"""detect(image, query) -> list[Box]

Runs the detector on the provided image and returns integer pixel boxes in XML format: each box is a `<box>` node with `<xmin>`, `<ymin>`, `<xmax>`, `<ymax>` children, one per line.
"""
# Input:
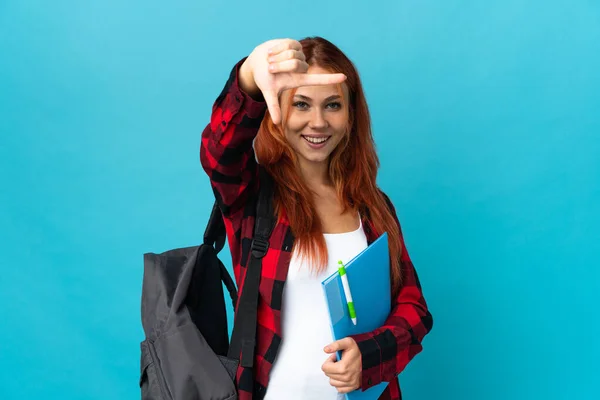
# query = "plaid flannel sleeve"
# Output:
<box><xmin>200</xmin><ymin>56</ymin><xmax>267</xmax><ymax>217</ymax></box>
<box><xmin>349</xmin><ymin>199</ymin><xmax>434</xmax><ymax>391</ymax></box>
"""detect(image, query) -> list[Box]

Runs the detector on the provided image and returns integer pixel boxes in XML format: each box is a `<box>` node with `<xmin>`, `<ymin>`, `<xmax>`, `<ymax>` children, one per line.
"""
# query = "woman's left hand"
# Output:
<box><xmin>321</xmin><ymin>337</ymin><xmax>362</xmax><ymax>393</ymax></box>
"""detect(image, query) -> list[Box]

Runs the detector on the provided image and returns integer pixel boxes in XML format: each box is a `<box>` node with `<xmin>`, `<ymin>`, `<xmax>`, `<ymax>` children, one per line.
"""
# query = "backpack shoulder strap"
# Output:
<box><xmin>203</xmin><ymin>200</ymin><xmax>226</xmax><ymax>253</ymax></box>
<box><xmin>227</xmin><ymin>166</ymin><xmax>276</xmax><ymax>368</ymax></box>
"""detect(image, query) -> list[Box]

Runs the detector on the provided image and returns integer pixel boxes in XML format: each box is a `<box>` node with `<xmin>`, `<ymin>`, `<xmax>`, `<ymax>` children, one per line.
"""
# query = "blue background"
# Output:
<box><xmin>1</xmin><ymin>1</ymin><xmax>598</xmax><ymax>399</ymax></box>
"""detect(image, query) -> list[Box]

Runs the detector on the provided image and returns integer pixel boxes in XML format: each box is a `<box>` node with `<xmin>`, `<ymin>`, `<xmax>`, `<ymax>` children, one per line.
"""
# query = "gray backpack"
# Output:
<box><xmin>139</xmin><ymin>168</ymin><xmax>275</xmax><ymax>399</ymax></box>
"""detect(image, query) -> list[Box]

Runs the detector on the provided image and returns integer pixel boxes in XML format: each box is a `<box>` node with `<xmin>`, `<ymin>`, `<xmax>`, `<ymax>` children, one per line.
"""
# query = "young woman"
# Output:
<box><xmin>200</xmin><ymin>37</ymin><xmax>433</xmax><ymax>400</ymax></box>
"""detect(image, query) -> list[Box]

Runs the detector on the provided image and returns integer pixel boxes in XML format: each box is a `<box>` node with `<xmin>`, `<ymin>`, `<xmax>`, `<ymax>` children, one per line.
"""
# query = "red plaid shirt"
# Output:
<box><xmin>200</xmin><ymin>57</ymin><xmax>433</xmax><ymax>400</ymax></box>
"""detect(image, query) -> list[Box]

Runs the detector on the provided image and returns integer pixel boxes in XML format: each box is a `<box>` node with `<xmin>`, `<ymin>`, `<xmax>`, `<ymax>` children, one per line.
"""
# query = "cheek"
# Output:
<box><xmin>283</xmin><ymin>126</ymin><xmax>301</xmax><ymax>146</ymax></box>
<box><xmin>285</xmin><ymin>113</ymin><xmax>306</xmax><ymax>132</ymax></box>
<box><xmin>334</xmin><ymin>118</ymin><xmax>350</xmax><ymax>137</ymax></box>
<box><xmin>332</xmin><ymin>110</ymin><xmax>349</xmax><ymax>130</ymax></box>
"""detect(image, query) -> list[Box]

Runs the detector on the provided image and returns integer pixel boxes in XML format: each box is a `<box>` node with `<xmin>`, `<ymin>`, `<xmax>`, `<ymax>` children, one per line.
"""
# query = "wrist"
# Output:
<box><xmin>239</xmin><ymin>58</ymin><xmax>261</xmax><ymax>99</ymax></box>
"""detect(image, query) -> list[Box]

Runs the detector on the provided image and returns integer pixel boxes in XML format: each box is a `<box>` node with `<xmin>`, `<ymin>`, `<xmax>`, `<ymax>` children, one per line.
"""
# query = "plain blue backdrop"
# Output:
<box><xmin>1</xmin><ymin>1</ymin><xmax>599</xmax><ymax>399</ymax></box>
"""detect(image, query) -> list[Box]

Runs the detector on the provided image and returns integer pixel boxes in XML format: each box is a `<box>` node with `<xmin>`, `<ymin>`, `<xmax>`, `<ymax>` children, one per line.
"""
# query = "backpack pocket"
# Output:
<box><xmin>140</xmin><ymin>340</ymin><xmax>172</xmax><ymax>400</ymax></box>
<box><xmin>149</xmin><ymin>323</ymin><xmax>238</xmax><ymax>400</ymax></box>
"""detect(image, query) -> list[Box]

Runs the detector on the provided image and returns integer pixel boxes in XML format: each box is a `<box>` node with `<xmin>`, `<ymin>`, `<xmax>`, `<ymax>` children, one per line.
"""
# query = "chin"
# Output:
<box><xmin>300</xmin><ymin>153</ymin><xmax>331</xmax><ymax>164</ymax></box>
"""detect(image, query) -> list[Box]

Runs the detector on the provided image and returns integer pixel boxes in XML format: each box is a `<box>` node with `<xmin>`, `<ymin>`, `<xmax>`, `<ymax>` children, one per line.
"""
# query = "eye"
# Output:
<box><xmin>292</xmin><ymin>101</ymin><xmax>309</xmax><ymax>109</ymax></box>
<box><xmin>292</xmin><ymin>101</ymin><xmax>343</xmax><ymax>110</ymax></box>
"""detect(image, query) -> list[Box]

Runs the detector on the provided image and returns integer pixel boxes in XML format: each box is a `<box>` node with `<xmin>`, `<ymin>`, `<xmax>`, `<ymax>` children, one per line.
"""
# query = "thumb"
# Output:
<box><xmin>295</xmin><ymin>72</ymin><xmax>347</xmax><ymax>88</ymax></box>
<box><xmin>263</xmin><ymin>89</ymin><xmax>281</xmax><ymax>125</ymax></box>
<box><xmin>324</xmin><ymin>338</ymin><xmax>351</xmax><ymax>353</ymax></box>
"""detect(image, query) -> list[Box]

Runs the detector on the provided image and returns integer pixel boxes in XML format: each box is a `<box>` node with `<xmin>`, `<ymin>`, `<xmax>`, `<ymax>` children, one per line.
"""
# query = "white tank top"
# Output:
<box><xmin>264</xmin><ymin>215</ymin><xmax>369</xmax><ymax>400</ymax></box>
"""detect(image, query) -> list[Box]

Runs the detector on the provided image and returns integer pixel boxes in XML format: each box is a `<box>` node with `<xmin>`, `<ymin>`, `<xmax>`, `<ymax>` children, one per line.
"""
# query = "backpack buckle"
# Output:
<box><xmin>251</xmin><ymin>238</ymin><xmax>269</xmax><ymax>258</ymax></box>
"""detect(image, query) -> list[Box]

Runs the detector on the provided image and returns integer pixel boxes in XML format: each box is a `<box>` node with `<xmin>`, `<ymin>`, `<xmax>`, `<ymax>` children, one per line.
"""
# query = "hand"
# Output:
<box><xmin>321</xmin><ymin>337</ymin><xmax>362</xmax><ymax>394</ymax></box>
<box><xmin>241</xmin><ymin>38</ymin><xmax>347</xmax><ymax>125</ymax></box>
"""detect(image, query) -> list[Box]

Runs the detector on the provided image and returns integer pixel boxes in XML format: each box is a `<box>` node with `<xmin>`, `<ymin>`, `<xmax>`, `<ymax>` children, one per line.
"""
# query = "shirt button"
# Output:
<box><xmin>368</xmin><ymin>378</ymin><xmax>372</xmax><ymax>385</ymax></box>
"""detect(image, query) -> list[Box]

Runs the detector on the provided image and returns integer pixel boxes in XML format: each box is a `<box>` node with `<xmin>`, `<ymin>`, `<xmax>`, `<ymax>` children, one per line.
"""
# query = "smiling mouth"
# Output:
<box><xmin>302</xmin><ymin>135</ymin><xmax>330</xmax><ymax>144</ymax></box>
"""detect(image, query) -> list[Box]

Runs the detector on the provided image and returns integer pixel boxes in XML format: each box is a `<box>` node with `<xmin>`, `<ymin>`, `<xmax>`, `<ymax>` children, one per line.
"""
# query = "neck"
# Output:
<box><xmin>298</xmin><ymin>159</ymin><xmax>332</xmax><ymax>191</ymax></box>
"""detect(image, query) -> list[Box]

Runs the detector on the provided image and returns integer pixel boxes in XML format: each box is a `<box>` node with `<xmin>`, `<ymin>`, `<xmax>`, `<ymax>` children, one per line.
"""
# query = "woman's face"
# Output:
<box><xmin>282</xmin><ymin>65</ymin><xmax>350</xmax><ymax>168</ymax></box>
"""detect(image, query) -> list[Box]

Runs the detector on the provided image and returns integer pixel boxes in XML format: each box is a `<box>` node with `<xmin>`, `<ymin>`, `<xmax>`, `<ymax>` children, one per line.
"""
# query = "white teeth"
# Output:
<box><xmin>304</xmin><ymin>136</ymin><xmax>328</xmax><ymax>144</ymax></box>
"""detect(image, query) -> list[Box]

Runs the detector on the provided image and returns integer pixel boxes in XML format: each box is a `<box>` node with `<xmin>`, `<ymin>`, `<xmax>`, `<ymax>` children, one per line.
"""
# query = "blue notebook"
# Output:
<box><xmin>321</xmin><ymin>232</ymin><xmax>391</xmax><ymax>400</ymax></box>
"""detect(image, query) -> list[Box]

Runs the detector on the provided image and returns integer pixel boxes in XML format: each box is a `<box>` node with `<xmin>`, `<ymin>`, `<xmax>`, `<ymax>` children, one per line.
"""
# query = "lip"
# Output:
<box><xmin>301</xmin><ymin>135</ymin><xmax>330</xmax><ymax>149</ymax></box>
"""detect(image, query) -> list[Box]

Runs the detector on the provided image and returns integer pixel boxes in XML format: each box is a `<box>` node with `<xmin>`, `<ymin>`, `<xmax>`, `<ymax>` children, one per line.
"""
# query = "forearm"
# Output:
<box><xmin>350</xmin><ymin>278</ymin><xmax>433</xmax><ymax>389</ymax></box>
<box><xmin>239</xmin><ymin>58</ymin><xmax>263</xmax><ymax>101</ymax></box>
<box><xmin>200</xmin><ymin>57</ymin><xmax>267</xmax><ymax>216</ymax></box>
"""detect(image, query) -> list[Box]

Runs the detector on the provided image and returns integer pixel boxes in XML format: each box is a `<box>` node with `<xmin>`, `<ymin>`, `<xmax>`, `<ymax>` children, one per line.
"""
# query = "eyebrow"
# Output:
<box><xmin>293</xmin><ymin>94</ymin><xmax>341</xmax><ymax>102</ymax></box>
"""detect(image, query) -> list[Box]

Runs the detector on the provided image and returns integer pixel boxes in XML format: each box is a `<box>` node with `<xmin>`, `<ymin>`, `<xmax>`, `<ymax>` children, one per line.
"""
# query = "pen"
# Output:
<box><xmin>337</xmin><ymin>260</ymin><xmax>357</xmax><ymax>325</ymax></box>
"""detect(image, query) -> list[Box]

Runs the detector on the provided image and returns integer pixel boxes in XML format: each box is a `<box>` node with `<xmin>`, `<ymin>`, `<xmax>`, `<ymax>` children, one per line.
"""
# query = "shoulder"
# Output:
<box><xmin>377</xmin><ymin>188</ymin><xmax>397</xmax><ymax>216</ymax></box>
<box><xmin>375</xmin><ymin>188</ymin><xmax>405</xmax><ymax>237</ymax></box>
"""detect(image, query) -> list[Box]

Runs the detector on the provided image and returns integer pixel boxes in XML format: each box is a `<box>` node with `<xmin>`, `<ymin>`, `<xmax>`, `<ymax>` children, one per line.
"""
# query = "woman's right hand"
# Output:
<box><xmin>240</xmin><ymin>38</ymin><xmax>347</xmax><ymax>125</ymax></box>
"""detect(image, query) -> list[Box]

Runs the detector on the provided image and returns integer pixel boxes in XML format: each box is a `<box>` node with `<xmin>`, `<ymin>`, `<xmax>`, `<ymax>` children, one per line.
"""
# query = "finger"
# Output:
<box><xmin>321</xmin><ymin>353</ymin><xmax>337</xmax><ymax>371</ymax></box>
<box><xmin>321</xmin><ymin>354</ymin><xmax>343</xmax><ymax>375</ymax></box>
<box><xmin>329</xmin><ymin>379</ymin><xmax>355</xmax><ymax>394</ymax></box>
<box><xmin>329</xmin><ymin>377</ymin><xmax>350</xmax><ymax>388</ymax></box>
<box><xmin>323</xmin><ymin>363</ymin><xmax>348</xmax><ymax>377</ymax></box>
<box><xmin>321</xmin><ymin>353</ymin><xmax>337</xmax><ymax>373</ymax></box>
<box><xmin>269</xmin><ymin>59</ymin><xmax>308</xmax><ymax>74</ymax></box>
<box><xmin>289</xmin><ymin>72</ymin><xmax>346</xmax><ymax>89</ymax></box>
<box><xmin>336</xmin><ymin>386</ymin><xmax>356</xmax><ymax>394</ymax></box>
<box><xmin>322</xmin><ymin>366</ymin><xmax>348</xmax><ymax>377</ymax></box>
<box><xmin>324</xmin><ymin>370</ymin><xmax>347</xmax><ymax>380</ymax></box>
<box><xmin>268</xmin><ymin>39</ymin><xmax>302</xmax><ymax>55</ymax></box>
<box><xmin>268</xmin><ymin>49</ymin><xmax>305</xmax><ymax>64</ymax></box>
<box><xmin>263</xmin><ymin>89</ymin><xmax>281</xmax><ymax>125</ymax></box>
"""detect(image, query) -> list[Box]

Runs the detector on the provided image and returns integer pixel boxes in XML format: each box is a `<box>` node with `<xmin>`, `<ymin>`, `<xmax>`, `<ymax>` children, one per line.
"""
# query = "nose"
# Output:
<box><xmin>308</xmin><ymin>108</ymin><xmax>328</xmax><ymax>130</ymax></box>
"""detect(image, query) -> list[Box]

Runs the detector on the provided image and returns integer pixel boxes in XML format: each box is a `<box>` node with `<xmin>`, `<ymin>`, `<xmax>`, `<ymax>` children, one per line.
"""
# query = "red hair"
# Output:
<box><xmin>253</xmin><ymin>36</ymin><xmax>404</xmax><ymax>296</ymax></box>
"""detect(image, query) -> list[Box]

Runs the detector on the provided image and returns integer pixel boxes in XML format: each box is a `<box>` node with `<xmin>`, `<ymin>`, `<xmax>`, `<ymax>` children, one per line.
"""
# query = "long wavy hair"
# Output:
<box><xmin>253</xmin><ymin>36</ymin><xmax>404</xmax><ymax>295</ymax></box>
